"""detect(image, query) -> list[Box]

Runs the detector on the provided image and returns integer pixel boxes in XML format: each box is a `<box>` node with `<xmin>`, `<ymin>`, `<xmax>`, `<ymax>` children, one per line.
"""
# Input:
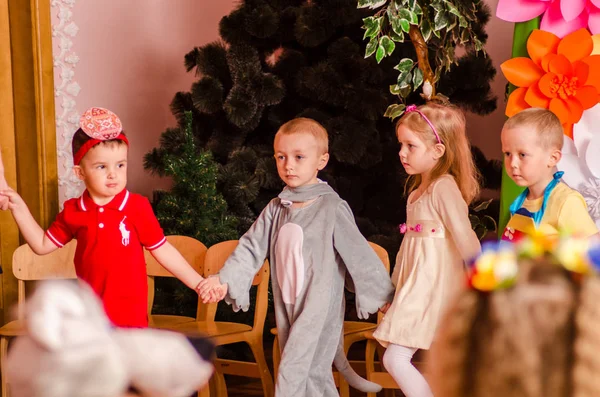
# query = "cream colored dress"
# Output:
<box><xmin>373</xmin><ymin>175</ymin><xmax>481</xmax><ymax>350</ymax></box>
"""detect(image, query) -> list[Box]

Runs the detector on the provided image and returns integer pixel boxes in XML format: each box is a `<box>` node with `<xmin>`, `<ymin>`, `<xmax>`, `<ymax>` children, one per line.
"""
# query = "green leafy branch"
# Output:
<box><xmin>359</xmin><ymin>0</ymin><xmax>486</xmax><ymax>120</ymax></box>
<box><xmin>469</xmin><ymin>199</ymin><xmax>498</xmax><ymax>240</ymax></box>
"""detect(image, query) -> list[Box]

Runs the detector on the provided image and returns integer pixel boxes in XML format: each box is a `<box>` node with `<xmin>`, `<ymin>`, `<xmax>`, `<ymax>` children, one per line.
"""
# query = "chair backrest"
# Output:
<box><xmin>144</xmin><ymin>235</ymin><xmax>207</xmax><ymax>314</ymax></box>
<box><xmin>368</xmin><ymin>241</ymin><xmax>390</xmax><ymax>273</ymax></box>
<box><xmin>367</xmin><ymin>241</ymin><xmax>390</xmax><ymax>324</ymax></box>
<box><xmin>11</xmin><ymin>241</ymin><xmax>78</xmax><ymax>319</ymax></box>
<box><xmin>201</xmin><ymin>240</ymin><xmax>270</xmax><ymax>330</ymax></box>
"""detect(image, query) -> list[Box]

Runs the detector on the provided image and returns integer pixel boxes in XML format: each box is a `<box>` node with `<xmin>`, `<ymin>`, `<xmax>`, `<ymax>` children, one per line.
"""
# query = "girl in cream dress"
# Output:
<box><xmin>373</xmin><ymin>102</ymin><xmax>481</xmax><ymax>397</ymax></box>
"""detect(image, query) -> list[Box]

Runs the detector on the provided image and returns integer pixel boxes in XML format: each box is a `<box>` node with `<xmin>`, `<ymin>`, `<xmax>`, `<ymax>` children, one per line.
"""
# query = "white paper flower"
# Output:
<box><xmin>581</xmin><ymin>178</ymin><xmax>600</xmax><ymax>220</ymax></box>
<box><xmin>61</xmin><ymin>69</ymin><xmax>74</xmax><ymax>81</ymax></box>
<box><xmin>65</xmin><ymin>54</ymin><xmax>80</xmax><ymax>65</ymax></box>
<box><xmin>64</xmin><ymin>21</ymin><xmax>79</xmax><ymax>37</ymax></box>
<box><xmin>67</xmin><ymin>114</ymin><xmax>80</xmax><ymax>124</ymax></box>
<box><xmin>66</xmin><ymin>82</ymin><xmax>80</xmax><ymax>96</ymax></box>
<box><xmin>58</xmin><ymin>8</ymin><xmax>72</xmax><ymax>21</ymax></box>
<box><xmin>557</xmin><ymin>103</ymin><xmax>600</xmax><ymax>227</ymax></box>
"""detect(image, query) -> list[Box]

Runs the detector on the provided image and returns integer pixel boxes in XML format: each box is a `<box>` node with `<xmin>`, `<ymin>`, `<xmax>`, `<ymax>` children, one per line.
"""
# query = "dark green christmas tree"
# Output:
<box><xmin>145</xmin><ymin>0</ymin><xmax>501</xmax><ymax>257</ymax></box>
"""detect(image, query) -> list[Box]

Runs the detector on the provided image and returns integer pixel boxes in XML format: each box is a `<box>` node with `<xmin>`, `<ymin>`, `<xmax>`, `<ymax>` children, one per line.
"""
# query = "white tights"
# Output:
<box><xmin>382</xmin><ymin>344</ymin><xmax>433</xmax><ymax>397</ymax></box>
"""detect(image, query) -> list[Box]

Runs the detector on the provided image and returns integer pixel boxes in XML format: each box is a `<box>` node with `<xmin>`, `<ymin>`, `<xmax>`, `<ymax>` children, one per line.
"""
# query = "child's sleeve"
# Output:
<box><xmin>218</xmin><ymin>201</ymin><xmax>275</xmax><ymax>313</ymax></box>
<box><xmin>557</xmin><ymin>193</ymin><xmax>598</xmax><ymax>237</ymax></box>
<box><xmin>432</xmin><ymin>177</ymin><xmax>481</xmax><ymax>263</ymax></box>
<box><xmin>333</xmin><ymin>202</ymin><xmax>395</xmax><ymax>319</ymax></box>
<box><xmin>134</xmin><ymin>197</ymin><xmax>167</xmax><ymax>251</ymax></box>
<box><xmin>46</xmin><ymin>208</ymin><xmax>73</xmax><ymax>248</ymax></box>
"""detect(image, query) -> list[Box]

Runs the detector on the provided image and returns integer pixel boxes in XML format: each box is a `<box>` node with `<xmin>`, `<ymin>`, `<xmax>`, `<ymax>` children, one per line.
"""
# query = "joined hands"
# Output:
<box><xmin>196</xmin><ymin>276</ymin><xmax>228</xmax><ymax>304</ymax></box>
<box><xmin>0</xmin><ymin>187</ymin><xmax>24</xmax><ymax>211</ymax></box>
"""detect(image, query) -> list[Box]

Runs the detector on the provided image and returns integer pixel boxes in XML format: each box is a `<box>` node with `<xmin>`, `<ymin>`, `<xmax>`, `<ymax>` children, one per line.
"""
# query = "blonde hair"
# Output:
<box><xmin>429</xmin><ymin>258</ymin><xmax>600</xmax><ymax>397</ymax></box>
<box><xmin>503</xmin><ymin>108</ymin><xmax>564</xmax><ymax>150</ymax></box>
<box><xmin>397</xmin><ymin>102</ymin><xmax>480</xmax><ymax>204</ymax></box>
<box><xmin>275</xmin><ymin>117</ymin><xmax>329</xmax><ymax>154</ymax></box>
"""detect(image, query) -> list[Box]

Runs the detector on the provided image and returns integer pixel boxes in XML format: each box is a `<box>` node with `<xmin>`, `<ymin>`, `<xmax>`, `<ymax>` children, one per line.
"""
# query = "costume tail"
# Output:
<box><xmin>333</xmin><ymin>342</ymin><xmax>382</xmax><ymax>393</ymax></box>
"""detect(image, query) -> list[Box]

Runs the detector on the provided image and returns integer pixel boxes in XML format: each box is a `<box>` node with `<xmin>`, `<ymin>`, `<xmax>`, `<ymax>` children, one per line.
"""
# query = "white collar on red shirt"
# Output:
<box><xmin>78</xmin><ymin>189</ymin><xmax>130</xmax><ymax>212</ymax></box>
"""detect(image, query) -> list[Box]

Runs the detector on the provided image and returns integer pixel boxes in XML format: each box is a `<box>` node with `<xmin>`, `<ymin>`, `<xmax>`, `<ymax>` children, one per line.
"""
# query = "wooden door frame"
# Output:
<box><xmin>0</xmin><ymin>0</ymin><xmax>58</xmax><ymax>324</ymax></box>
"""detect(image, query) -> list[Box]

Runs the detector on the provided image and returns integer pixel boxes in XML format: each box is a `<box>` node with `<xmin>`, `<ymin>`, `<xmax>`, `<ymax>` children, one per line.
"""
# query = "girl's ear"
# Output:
<box><xmin>318</xmin><ymin>153</ymin><xmax>329</xmax><ymax>171</ymax></box>
<box><xmin>432</xmin><ymin>143</ymin><xmax>446</xmax><ymax>160</ymax></box>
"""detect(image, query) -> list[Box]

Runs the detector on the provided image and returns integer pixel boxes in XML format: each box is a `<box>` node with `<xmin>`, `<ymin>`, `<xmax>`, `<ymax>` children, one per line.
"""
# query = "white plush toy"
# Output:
<box><xmin>5</xmin><ymin>280</ymin><xmax>213</xmax><ymax>397</ymax></box>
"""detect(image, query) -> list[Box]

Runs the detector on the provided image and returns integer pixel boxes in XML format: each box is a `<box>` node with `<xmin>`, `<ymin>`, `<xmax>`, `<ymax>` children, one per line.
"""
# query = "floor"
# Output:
<box><xmin>220</xmin><ymin>338</ymin><xmax>404</xmax><ymax>397</ymax></box>
<box><xmin>226</xmin><ymin>377</ymin><xmax>403</xmax><ymax>396</ymax></box>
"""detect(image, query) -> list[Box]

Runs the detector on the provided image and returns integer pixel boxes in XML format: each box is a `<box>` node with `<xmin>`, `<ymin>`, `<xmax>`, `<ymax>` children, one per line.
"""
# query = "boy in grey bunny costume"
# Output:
<box><xmin>199</xmin><ymin>118</ymin><xmax>395</xmax><ymax>396</ymax></box>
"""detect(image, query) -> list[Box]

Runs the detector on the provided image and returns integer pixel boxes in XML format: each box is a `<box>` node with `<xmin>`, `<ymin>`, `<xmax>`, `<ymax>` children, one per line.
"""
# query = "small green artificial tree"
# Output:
<box><xmin>145</xmin><ymin>112</ymin><xmax>239</xmax><ymax>316</ymax></box>
<box><xmin>151</xmin><ymin>112</ymin><xmax>239</xmax><ymax>246</ymax></box>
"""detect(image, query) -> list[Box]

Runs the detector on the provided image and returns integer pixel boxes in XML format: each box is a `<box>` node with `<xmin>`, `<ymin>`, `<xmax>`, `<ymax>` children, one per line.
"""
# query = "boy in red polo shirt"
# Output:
<box><xmin>0</xmin><ymin>107</ymin><xmax>210</xmax><ymax>327</ymax></box>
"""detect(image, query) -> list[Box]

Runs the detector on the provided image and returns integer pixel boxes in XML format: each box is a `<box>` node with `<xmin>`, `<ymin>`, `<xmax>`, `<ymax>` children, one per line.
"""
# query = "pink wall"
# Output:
<box><xmin>55</xmin><ymin>0</ymin><xmax>511</xmax><ymax>202</ymax></box>
<box><xmin>465</xmin><ymin>0</ymin><xmax>514</xmax><ymax>162</ymax></box>
<box><xmin>57</xmin><ymin>1</ymin><xmax>237</xmax><ymax>200</ymax></box>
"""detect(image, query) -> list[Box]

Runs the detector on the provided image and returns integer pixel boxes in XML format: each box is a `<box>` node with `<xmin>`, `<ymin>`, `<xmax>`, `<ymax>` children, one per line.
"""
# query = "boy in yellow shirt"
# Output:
<box><xmin>501</xmin><ymin>108</ymin><xmax>598</xmax><ymax>241</ymax></box>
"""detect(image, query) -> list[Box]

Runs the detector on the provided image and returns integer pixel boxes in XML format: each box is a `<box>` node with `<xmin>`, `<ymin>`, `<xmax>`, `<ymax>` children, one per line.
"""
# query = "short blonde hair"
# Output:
<box><xmin>503</xmin><ymin>108</ymin><xmax>564</xmax><ymax>150</ymax></box>
<box><xmin>275</xmin><ymin>117</ymin><xmax>329</xmax><ymax>154</ymax></box>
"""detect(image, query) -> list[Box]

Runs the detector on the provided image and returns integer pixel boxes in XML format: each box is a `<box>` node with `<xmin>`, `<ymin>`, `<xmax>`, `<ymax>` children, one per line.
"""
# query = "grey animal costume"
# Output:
<box><xmin>219</xmin><ymin>182</ymin><xmax>395</xmax><ymax>396</ymax></box>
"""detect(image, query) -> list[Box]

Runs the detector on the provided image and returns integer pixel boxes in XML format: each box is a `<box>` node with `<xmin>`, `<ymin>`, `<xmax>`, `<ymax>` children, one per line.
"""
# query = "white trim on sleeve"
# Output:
<box><xmin>46</xmin><ymin>231</ymin><xmax>65</xmax><ymax>248</ymax></box>
<box><xmin>146</xmin><ymin>236</ymin><xmax>166</xmax><ymax>251</ymax></box>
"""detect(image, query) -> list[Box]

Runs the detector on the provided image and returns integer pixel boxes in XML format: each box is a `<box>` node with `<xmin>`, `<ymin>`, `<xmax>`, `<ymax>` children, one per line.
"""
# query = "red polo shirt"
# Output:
<box><xmin>46</xmin><ymin>189</ymin><xmax>166</xmax><ymax>327</ymax></box>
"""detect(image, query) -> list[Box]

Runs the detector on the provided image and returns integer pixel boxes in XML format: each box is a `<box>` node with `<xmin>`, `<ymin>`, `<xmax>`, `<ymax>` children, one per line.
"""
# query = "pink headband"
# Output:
<box><xmin>405</xmin><ymin>104</ymin><xmax>442</xmax><ymax>144</ymax></box>
<box><xmin>73</xmin><ymin>107</ymin><xmax>129</xmax><ymax>165</ymax></box>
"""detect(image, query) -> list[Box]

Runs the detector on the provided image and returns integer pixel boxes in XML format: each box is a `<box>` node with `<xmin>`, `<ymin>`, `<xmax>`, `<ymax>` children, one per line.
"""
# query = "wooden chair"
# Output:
<box><xmin>0</xmin><ymin>241</ymin><xmax>78</xmax><ymax>397</ymax></box>
<box><xmin>144</xmin><ymin>235</ymin><xmax>207</xmax><ymax>328</ymax></box>
<box><xmin>271</xmin><ymin>241</ymin><xmax>390</xmax><ymax>397</ymax></box>
<box><xmin>364</xmin><ymin>336</ymin><xmax>428</xmax><ymax>397</ymax></box>
<box><xmin>168</xmin><ymin>240</ymin><xmax>274</xmax><ymax>397</ymax></box>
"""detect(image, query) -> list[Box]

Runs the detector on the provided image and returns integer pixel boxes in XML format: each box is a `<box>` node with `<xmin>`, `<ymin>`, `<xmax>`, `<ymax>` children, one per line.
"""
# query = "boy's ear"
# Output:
<box><xmin>432</xmin><ymin>143</ymin><xmax>446</xmax><ymax>159</ymax></box>
<box><xmin>72</xmin><ymin>165</ymin><xmax>85</xmax><ymax>181</ymax></box>
<box><xmin>317</xmin><ymin>153</ymin><xmax>329</xmax><ymax>171</ymax></box>
<box><xmin>549</xmin><ymin>148</ymin><xmax>562</xmax><ymax>167</ymax></box>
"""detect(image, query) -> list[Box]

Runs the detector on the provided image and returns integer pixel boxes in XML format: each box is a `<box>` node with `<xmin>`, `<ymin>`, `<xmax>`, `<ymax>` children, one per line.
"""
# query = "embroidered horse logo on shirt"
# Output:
<box><xmin>119</xmin><ymin>216</ymin><xmax>130</xmax><ymax>246</ymax></box>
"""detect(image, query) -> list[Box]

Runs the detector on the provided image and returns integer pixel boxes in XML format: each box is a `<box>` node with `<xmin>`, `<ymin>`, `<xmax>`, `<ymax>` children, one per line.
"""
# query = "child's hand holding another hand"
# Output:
<box><xmin>196</xmin><ymin>276</ymin><xmax>227</xmax><ymax>304</ymax></box>
<box><xmin>0</xmin><ymin>187</ymin><xmax>25</xmax><ymax>211</ymax></box>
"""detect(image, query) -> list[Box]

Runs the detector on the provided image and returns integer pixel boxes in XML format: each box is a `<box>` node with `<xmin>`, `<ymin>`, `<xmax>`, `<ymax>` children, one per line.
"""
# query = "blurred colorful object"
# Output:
<box><xmin>555</xmin><ymin>236</ymin><xmax>592</xmax><ymax>273</ymax></box>
<box><xmin>497</xmin><ymin>0</ymin><xmax>600</xmax><ymax>38</ymax></box>
<box><xmin>468</xmin><ymin>234</ymin><xmax>599</xmax><ymax>292</ymax></box>
<box><xmin>501</xmin><ymin>28</ymin><xmax>600</xmax><ymax>139</ymax></box>
<box><xmin>468</xmin><ymin>242</ymin><xmax>518</xmax><ymax>291</ymax></box>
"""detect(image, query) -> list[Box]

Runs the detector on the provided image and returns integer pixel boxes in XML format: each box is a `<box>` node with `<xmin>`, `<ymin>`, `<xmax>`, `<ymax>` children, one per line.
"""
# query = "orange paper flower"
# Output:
<box><xmin>501</xmin><ymin>28</ymin><xmax>600</xmax><ymax>138</ymax></box>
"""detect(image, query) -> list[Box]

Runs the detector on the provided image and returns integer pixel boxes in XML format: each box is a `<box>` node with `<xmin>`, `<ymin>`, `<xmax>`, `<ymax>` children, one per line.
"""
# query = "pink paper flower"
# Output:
<box><xmin>415</xmin><ymin>224</ymin><xmax>423</xmax><ymax>232</ymax></box>
<box><xmin>399</xmin><ymin>223</ymin><xmax>407</xmax><ymax>234</ymax></box>
<box><xmin>497</xmin><ymin>0</ymin><xmax>600</xmax><ymax>37</ymax></box>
